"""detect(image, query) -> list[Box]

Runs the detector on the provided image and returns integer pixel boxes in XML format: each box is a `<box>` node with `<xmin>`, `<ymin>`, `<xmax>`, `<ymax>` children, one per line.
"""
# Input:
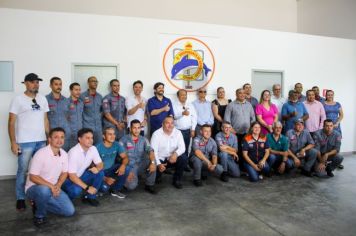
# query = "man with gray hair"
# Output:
<box><xmin>224</xmin><ymin>88</ymin><xmax>255</xmax><ymax>158</ymax></box>
<box><xmin>267</xmin><ymin>121</ymin><xmax>300</xmax><ymax>174</ymax></box>
<box><xmin>271</xmin><ymin>84</ymin><xmax>286</xmax><ymax>121</ymax></box>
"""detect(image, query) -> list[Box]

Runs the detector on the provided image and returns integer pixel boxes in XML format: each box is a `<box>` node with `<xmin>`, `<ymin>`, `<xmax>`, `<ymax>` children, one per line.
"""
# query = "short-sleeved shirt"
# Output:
<box><xmin>255</xmin><ymin>103</ymin><xmax>278</xmax><ymax>134</ymax></box>
<box><xmin>102</xmin><ymin>93</ymin><xmax>126</xmax><ymax>127</ymax></box>
<box><xmin>25</xmin><ymin>145</ymin><xmax>68</xmax><ymax>192</ymax></box>
<box><xmin>242</xmin><ymin>134</ymin><xmax>270</xmax><ymax>163</ymax></box>
<box><xmin>125</xmin><ymin>95</ymin><xmax>147</xmax><ymax>129</ymax></box>
<box><xmin>9</xmin><ymin>93</ymin><xmax>49</xmax><ymax>143</ymax></box>
<box><xmin>119</xmin><ymin>134</ymin><xmax>152</xmax><ymax>168</ymax></box>
<box><xmin>192</xmin><ymin>136</ymin><xmax>217</xmax><ymax>158</ymax></box>
<box><xmin>246</xmin><ymin>96</ymin><xmax>259</xmax><ymax>109</ymax></box>
<box><xmin>46</xmin><ymin>93</ymin><xmax>70</xmax><ymax>132</ymax></box>
<box><xmin>267</xmin><ymin>133</ymin><xmax>289</xmax><ymax>152</ymax></box>
<box><xmin>313</xmin><ymin>130</ymin><xmax>342</xmax><ymax>154</ymax></box>
<box><xmin>286</xmin><ymin>129</ymin><xmax>314</xmax><ymax>154</ymax></box>
<box><xmin>224</xmin><ymin>100</ymin><xmax>255</xmax><ymax>134</ymax></box>
<box><xmin>67</xmin><ymin>97</ymin><xmax>84</xmax><ymax>132</ymax></box>
<box><xmin>215</xmin><ymin>132</ymin><xmax>238</xmax><ymax>151</ymax></box>
<box><xmin>96</xmin><ymin>142</ymin><xmax>125</xmax><ymax>170</ymax></box>
<box><xmin>81</xmin><ymin>90</ymin><xmax>103</xmax><ymax>130</ymax></box>
<box><xmin>68</xmin><ymin>144</ymin><xmax>102</xmax><ymax>177</ymax></box>
<box><xmin>147</xmin><ymin>96</ymin><xmax>174</xmax><ymax>132</ymax></box>
<box><xmin>281</xmin><ymin>101</ymin><xmax>308</xmax><ymax>132</ymax></box>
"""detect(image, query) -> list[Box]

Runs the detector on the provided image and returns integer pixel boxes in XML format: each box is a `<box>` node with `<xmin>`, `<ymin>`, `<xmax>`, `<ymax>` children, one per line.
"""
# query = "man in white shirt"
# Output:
<box><xmin>62</xmin><ymin>128</ymin><xmax>104</xmax><ymax>207</ymax></box>
<box><xmin>125</xmin><ymin>80</ymin><xmax>147</xmax><ymax>136</ymax></box>
<box><xmin>270</xmin><ymin>84</ymin><xmax>286</xmax><ymax>121</ymax></box>
<box><xmin>8</xmin><ymin>73</ymin><xmax>49</xmax><ymax>211</ymax></box>
<box><xmin>150</xmin><ymin>116</ymin><xmax>188</xmax><ymax>189</ymax></box>
<box><xmin>173</xmin><ymin>89</ymin><xmax>197</xmax><ymax>158</ymax></box>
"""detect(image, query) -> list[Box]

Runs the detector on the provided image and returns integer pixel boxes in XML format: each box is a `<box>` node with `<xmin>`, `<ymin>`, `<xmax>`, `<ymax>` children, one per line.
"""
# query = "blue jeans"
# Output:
<box><xmin>268</xmin><ymin>154</ymin><xmax>294</xmax><ymax>172</ymax></box>
<box><xmin>26</xmin><ymin>185</ymin><xmax>75</xmax><ymax>218</ymax></box>
<box><xmin>100</xmin><ymin>163</ymin><xmax>130</xmax><ymax>193</ymax></box>
<box><xmin>16</xmin><ymin>141</ymin><xmax>46</xmax><ymax>200</ymax></box>
<box><xmin>243</xmin><ymin>161</ymin><xmax>270</xmax><ymax>182</ymax></box>
<box><xmin>62</xmin><ymin>170</ymin><xmax>104</xmax><ymax>199</ymax></box>
<box><xmin>219</xmin><ymin>152</ymin><xmax>240</xmax><ymax>177</ymax></box>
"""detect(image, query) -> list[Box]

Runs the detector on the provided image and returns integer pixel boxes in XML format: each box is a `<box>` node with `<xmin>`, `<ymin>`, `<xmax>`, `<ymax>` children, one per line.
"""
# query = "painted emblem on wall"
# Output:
<box><xmin>162</xmin><ymin>37</ymin><xmax>215</xmax><ymax>92</ymax></box>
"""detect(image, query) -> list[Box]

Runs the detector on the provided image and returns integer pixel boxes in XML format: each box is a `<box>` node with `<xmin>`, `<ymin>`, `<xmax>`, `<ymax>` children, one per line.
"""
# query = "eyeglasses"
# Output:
<box><xmin>32</xmin><ymin>98</ymin><xmax>41</xmax><ymax>110</ymax></box>
<box><xmin>89</xmin><ymin>80</ymin><xmax>98</xmax><ymax>83</ymax></box>
<box><xmin>199</xmin><ymin>91</ymin><xmax>207</xmax><ymax>93</ymax></box>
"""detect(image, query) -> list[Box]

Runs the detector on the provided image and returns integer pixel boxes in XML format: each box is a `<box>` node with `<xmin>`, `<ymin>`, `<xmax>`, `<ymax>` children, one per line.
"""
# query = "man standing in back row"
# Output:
<box><xmin>8</xmin><ymin>73</ymin><xmax>49</xmax><ymax>211</ymax></box>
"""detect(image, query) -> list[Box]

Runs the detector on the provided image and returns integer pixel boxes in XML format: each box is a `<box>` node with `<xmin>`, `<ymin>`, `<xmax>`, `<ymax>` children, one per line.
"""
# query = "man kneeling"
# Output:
<box><xmin>26</xmin><ymin>127</ymin><xmax>75</xmax><ymax>227</ymax></box>
<box><xmin>62</xmin><ymin>128</ymin><xmax>104</xmax><ymax>207</ymax></box>
<box><xmin>191</xmin><ymin>124</ymin><xmax>224</xmax><ymax>187</ymax></box>
<box><xmin>313</xmin><ymin>119</ymin><xmax>344</xmax><ymax>177</ymax></box>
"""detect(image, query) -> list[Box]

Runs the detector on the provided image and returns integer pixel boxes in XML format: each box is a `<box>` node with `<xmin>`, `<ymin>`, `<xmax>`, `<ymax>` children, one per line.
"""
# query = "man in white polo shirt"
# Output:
<box><xmin>62</xmin><ymin>128</ymin><xmax>104</xmax><ymax>207</ymax></box>
<box><xmin>150</xmin><ymin>116</ymin><xmax>187</xmax><ymax>189</ymax></box>
<box><xmin>25</xmin><ymin>127</ymin><xmax>75</xmax><ymax>227</ymax></box>
<box><xmin>8</xmin><ymin>73</ymin><xmax>49</xmax><ymax>211</ymax></box>
<box><xmin>125</xmin><ymin>80</ymin><xmax>147</xmax><ymax>136</ymax></box>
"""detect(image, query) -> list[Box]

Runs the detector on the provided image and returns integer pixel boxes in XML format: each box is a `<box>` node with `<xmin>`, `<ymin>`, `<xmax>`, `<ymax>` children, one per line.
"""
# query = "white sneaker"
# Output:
<box><xmin>110</xmin><ymin>190</ymin><xmax>126</xmax><ymax>199</ymax></box>
<box><xmin>259</xmin><ymin>175</ymin><xmax>263</xmax><ymax>180</ymax></box>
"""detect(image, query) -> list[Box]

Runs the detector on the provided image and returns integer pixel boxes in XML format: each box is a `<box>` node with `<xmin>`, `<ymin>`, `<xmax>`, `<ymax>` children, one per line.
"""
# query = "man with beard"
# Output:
<box><xmin>68</xmin><ymin>83</ymin><xmax>84</xmax><ymax>148</ymax></box>
<box><xmin>147</xmin><ymin>82</ymin><xmax>174</xmax><ymax>137</ymax></box>
<box><xmin>46</xmin><ymin>77</ymin><xmax>70</xmax><ymax>151</ymax></box>
<box><xmin>8</xmin><ymin>73</ymin><xmax>49</xmax><ymax>211</ymax></box>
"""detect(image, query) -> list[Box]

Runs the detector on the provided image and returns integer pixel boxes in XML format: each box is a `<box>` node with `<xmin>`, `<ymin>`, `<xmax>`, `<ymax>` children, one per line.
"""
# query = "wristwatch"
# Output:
<box><xmin>151</xmin><ymin>160</ymin><xmax>155</xmax><ymax>164</ymax></box>
<box><xmin>85</xmin><ymin>185</ymin><xmax>90</xmax><ymax>191</ymax></box>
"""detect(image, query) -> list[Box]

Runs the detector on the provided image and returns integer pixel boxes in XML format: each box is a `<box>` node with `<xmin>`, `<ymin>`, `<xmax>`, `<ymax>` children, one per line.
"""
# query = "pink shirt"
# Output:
<box><xmin>68</xmin><ymin>143</ymin><xmax>102</xmax><ymax>177</ymax></box>
<box><xmin>255</xmin><ymin>103</ymin><xmax>278</xmax><ymax>134</ymax></box>
<box><xmin>25</xmin><ymin>145</ymin><xmax>68</xmax><ymax>192</ymax></box>
<box><xmin>303</xmin><ymin>100</ymin><xmax>326</xmax><ymax>132</ymax></box>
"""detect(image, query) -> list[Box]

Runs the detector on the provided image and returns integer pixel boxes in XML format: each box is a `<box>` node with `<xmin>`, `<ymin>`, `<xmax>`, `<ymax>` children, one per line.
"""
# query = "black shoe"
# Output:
<box><xmin>164</xmin><ymin>169</ymin><xmax>173</xmax><ymax>175</ymax></box>
<box><xmin>82</xmin><ymin>197</ymin><xmax>100</xmax><ymax>207</ymax></box>
<box><xmin>16</xmin><ymin>199</ymin><xmax>26</xmax><ymax>211</ymax></box>
<box><xmin>301</xmin><ymin>169</ymin><xmax>313</xmax><ymax>177</ymax></box>
<box><xmin>338</xmin><ymin>164</ymin><xmax>344</xmax><ymax>170</ymax></box>
<box><xmin>327</xmin><ymin>170</ymin><xmax>334</xmax><ymax>177</ymax></box>
<box><xmin>145</xmin><ymin>185</ymin><xmax>158</xmax><ymax>194</ymax></box>
<box><xmin>172</xmin><ymin>181</ymin><xmax>183</xmax><ymax>189</ymax></box>
<box><xmin>184</xmin><ymin>166</ymin><xmax>191</xmax><ymax>172</ymax></box>
<box><xmin>30</xmin><ymin>200</ymin><xmax>36</xmax><ymax>215</ymax></box>
<box><xmin>193</xmin><ymin>179</ymin><xmax>203</xmax><ymax>187</ymax></box>
<box><xmin>220</xmin><ymin>172</ymin><xmax>229</xmax><ymax>182</ymax></box>
<box><xmin>33</xmin><ymin>217</ymin><xmax>47</xmax><ymax>227</ymax></box>
<box><xmin>201</xmin><ymin>175</ymin><xmax>208</xmax><ymax>180</ymax></box>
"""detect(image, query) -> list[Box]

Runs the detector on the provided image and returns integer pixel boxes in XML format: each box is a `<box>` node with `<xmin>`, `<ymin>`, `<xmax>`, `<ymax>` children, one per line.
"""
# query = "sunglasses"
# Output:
<box><xmin>32</xmin><ymin>98</ymin><xmax>41</xmax><ymax>110</ymax></box>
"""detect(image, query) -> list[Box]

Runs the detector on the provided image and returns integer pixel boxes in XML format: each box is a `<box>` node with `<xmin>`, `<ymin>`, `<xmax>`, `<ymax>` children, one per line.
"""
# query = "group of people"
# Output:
<box><xmin>8</xmin><ymin>73</ymin><xmax>344</xmax><ymax>227</ymax></box>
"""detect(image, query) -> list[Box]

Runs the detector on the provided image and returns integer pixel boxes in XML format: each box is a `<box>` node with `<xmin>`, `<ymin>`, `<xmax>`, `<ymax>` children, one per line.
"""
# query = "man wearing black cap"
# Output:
<box><xmin>147</xmin><ymin>82</ymin><xmax>174</xmax><ymax>137</ymax></box>
<box><xmin>8</xmin><ymin>73</ymin><xmax>50</xmax><ymax>211</ymax></box>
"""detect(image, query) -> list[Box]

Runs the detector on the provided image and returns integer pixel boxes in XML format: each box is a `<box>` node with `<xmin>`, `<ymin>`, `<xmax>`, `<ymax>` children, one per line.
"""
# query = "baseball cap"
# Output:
<box><xmin>22</xmin><ymin>73</ymin><xmax>43</xmax><ymax>83</ymax></box>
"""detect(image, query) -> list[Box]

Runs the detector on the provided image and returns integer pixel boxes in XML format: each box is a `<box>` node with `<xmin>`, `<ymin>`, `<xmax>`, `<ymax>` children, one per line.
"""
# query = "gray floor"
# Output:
<box><xmin>1</xmin><ymin>156</ymin><xmax>356</xmax><ymax>236</ymax></box>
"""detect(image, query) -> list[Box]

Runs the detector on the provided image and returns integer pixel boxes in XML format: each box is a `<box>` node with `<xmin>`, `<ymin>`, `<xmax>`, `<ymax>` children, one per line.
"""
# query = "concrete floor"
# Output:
<box><xmin>1</xmin><ymin>156</ymin><xmax>356</xmax><ymax>236</ymax></box>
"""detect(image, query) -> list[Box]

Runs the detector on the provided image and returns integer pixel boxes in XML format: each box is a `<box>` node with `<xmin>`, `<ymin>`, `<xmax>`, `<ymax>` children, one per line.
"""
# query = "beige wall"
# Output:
<box><xmin>297</xmin><ymin>0</ymin><xmax>356</xmax><ymax>39</ymax></box>
<box><xmin>0</xmin><ymin>0</ymin><xmax>298</xmax><ymax>32</ymax></box>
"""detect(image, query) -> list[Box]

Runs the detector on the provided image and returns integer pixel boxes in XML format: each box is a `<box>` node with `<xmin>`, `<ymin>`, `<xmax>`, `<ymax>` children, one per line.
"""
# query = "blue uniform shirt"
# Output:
<box><xmin>119</xmin><ymin>134</ymin><xmax>152</xmax><ymax>168</ymax></box>
<box><xmin>46</xmin><ymin>92</ymin><xmax>70</xmax><ymax>132</ymax></box>
<box><xmin>147</xmin><ymin>96</ymin><xmax>174</xmax><ymax>132</ymax></box>
<box><xmin>81</xmin><ymin>90</ymin><xmax>103</xmax><ymax>130</ymax></box>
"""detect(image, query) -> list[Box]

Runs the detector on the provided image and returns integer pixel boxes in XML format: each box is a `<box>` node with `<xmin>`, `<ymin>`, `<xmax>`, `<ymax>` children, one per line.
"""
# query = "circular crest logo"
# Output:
<box><xmin>162</xmin><ymin>37</ymin><xmax>215</xmax><ymax>92</ymax></box>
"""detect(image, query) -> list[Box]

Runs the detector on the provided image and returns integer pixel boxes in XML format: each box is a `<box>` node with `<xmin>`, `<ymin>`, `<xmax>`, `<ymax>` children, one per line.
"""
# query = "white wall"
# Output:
<box><xmin>0</xmin><ymin>0</ymin><xmax>298</xmax><ymax>32</ymax></box>
<box><xmin>0</xmin><ymin>8</ymin><xmax>355</xmax><ymax>177</ymax></box>
<box><xmin>298</xmin><ymin>0</ymin><xmax>356</xmax><ymax>40</ymax></box>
